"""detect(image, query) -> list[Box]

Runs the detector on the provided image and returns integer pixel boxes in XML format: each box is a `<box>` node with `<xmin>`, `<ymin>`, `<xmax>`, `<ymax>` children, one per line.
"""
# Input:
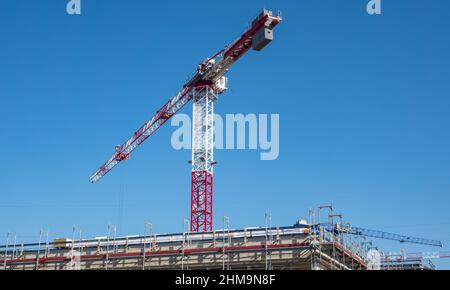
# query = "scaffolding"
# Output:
<box><xmin>0</xmin><ymin>210</ymin><xmax>369</xmax><ymax>271</ymax></box>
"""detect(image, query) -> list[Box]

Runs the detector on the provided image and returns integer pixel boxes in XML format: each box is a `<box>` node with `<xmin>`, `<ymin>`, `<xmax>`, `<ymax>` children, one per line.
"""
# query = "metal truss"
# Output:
<box><xmin>191</xmin><ymin>86</ymin><xmax>216</xmax><ymax>232</ymax></box>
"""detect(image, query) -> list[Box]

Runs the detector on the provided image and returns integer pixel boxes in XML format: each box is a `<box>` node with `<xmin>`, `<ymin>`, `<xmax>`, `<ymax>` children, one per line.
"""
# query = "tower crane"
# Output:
<box><xmin>343</xmin><ymin>226</ymin><xmax>443</xmax><ymax>247</ymax></box>
<box><xmin>308</xmin><ymin>206</ymin><xmax>443</xmax><ymax>247</ymax></box>
<box><xmin>89</xmin><ymin>10</ymin><xmax>283</xmax><ymax>232</ymax></box>
<box><xmin>302</xmin><ymin>222</ymin><xmax>443</xmax><ymax>247</ymax></box>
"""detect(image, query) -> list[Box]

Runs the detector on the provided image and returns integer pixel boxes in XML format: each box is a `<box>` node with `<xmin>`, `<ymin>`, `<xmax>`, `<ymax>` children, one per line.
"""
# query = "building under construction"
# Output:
<box><xmin>0</xmin><ymin>221</ymin><xmax>369</xmax><ymax>270</ymax></box>
<box><xmin>1</xmin><ymin>207</ymin><xmax>444</xmax><ymax>271</ymax></box>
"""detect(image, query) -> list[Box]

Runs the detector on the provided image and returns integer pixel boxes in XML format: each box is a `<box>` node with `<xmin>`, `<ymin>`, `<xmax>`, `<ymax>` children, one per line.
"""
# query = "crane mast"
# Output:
<box><xmin>90</xmin><ymin>10</ymin><xmax>282</xmax><ymax>232</ymax></box>
<box><xmin>191</xmin><ymin>86</ymin><xmax>217</xmax><ymax>232</ymax></box>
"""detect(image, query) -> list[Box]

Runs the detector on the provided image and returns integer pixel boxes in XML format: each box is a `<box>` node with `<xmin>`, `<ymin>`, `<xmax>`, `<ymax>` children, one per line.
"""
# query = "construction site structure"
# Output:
<box><xmin>0</xmin><ymin>223</ymin><xmax>367</xmax><ymax>270</ymax></box>
<box><xmin>1</xmin><ymin>205</ymin><xmax>444</xmax><ymax>270</ymax></box>
<box><xmin>380</xmin><ymin>251</ymin><xmax>450</xmax><ymax>270</ymax></box>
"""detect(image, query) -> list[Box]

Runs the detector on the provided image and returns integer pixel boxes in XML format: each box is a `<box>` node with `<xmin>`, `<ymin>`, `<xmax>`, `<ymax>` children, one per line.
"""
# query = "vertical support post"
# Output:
<box><xmin>109</xmin><ymin>225</ymin><xmax>117</xmax><ymax>270</ymax></box>
<box><xmin>68</xmin><ymin>226</ymin><xmax>81</xmax><ymax>270</ymax></box>
<box><xmin>143</xmin><ymin>221</ymin><xmax>152</xmax><ymax>270</ymax></box>
<box><xmin>44</xmin><ymin>230</ymin><xmax>49</xmax><ymax>258</ymax></box>
<box><xmin>12</xmin><ymin>235</ymin><xmax>17</xmax><ymax>262</ymax></box>
<box><xmin>105</xmin><ymin>224</ymin><xmax>111</xmax><ymax>270</ymax></box>
<box><xmin>71</xmin><ymin>225</ymin><xmax>76</xmax><ymax>264</ymax></box>
<box><xmin>142</xmin><ymin>222</ymin><xmax>147</xmax><ymax>270</ymax></box>
<box><xmin>309</xmin><ymin>208</ymin><xmax>314</xmax><ymax>226</ymax></box>
<box><xmin>222</xmin><ymin>216</ymin><xmax>230</xmax><ymax>270</ymax></box>
<box><xmin>20</xmin><ymin>243</ymin><xmax>24</xmax><ymax>259</ymax></box>
<box><xmin>191</xmin><ymin>86</ymin><xmax>216</xmax><ymax>232</ymax></box>
<box><xmin>269</xmin><ymin>213</ymin><xmax>272</xmax><ymax>270</ymax></box>
<box><xmin>152</xmin><ymin>234</ymin><xmax>157</xmax><ymax>251</ymax></box>
<box><xmin>222</xmin><ymin>217</ymin><xmax>225</xmax><ymax>270</ymax></box>
<box><xmin>36</xmin><ymin>229</ymin><xmax>42</xmax><ymax>270</ymax></box>
<box><xmin>265</xmin><ymin>214</ymin><xmax>268</xmax><ymax>270</ymax></box>
<box><xmin>227</xmin><ymin>218</ymin><xmax>231</xmax><ymax>270</ymax></box>
<box><xmin>78</xmin><ymin>229</ymin><xmax>83</xmax><ymax>255</ymax></box>
<box><xmin>3</xmin><ymin>232</ymin><xmax>10</xmax><ymax>270</ymax></box>
<box><xmin>112</xmin><ymin>226</ymin><xmax>117</xmax><ymax>255</ymax></box>
<box><xmin>182</xmin><ymin>218</ymin><xmax>190</xmax><ymax>270</ymax></box>
<box><xmin>265</xmin><ymin>213</ymin><xmax>272</xmax><ymax>270</ymax></box>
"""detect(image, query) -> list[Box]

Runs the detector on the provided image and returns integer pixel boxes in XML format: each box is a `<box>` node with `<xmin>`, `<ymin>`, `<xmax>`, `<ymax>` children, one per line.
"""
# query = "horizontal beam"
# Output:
<box><xmin>0</xmin><ymin>243</ymin><xmax>310</xmax><ymax>266</ymax></box>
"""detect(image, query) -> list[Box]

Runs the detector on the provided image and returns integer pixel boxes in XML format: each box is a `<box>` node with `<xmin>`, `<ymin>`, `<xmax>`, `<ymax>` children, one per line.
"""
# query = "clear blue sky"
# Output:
<box><xmin>1</xmin><ymin>0</ymin><xmax>450</xmax><ymax>269</ymax></box>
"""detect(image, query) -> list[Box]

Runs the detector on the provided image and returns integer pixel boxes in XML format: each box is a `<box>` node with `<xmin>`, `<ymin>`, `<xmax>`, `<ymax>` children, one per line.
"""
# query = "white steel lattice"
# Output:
<box><xmin>192</xmin><ymin>86</ymin><xmax>216</xmax><ymax>174</ymax></box>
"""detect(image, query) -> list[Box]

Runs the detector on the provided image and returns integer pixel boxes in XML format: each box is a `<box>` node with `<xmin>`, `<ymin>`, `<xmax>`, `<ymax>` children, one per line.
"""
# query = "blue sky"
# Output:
<box><xmin>1</xmin><ymin>0</ymin><xmax>450</xmax><ymax>269</ymax></box>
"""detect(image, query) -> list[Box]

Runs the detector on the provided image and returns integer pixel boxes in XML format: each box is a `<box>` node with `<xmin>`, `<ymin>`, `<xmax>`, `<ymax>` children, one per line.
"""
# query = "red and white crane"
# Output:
<box><xmin>90</xmin><ymin>10</ymin><xmax>283</xmax><ymax>232</ymax></box>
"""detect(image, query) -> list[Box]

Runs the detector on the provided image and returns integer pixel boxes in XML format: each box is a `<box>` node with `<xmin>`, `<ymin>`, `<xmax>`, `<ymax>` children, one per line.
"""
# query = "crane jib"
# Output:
<box><xmin>89</xmin><ymin>87</ymin><xmax>193</xmax><ymax>183</ymax></box>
